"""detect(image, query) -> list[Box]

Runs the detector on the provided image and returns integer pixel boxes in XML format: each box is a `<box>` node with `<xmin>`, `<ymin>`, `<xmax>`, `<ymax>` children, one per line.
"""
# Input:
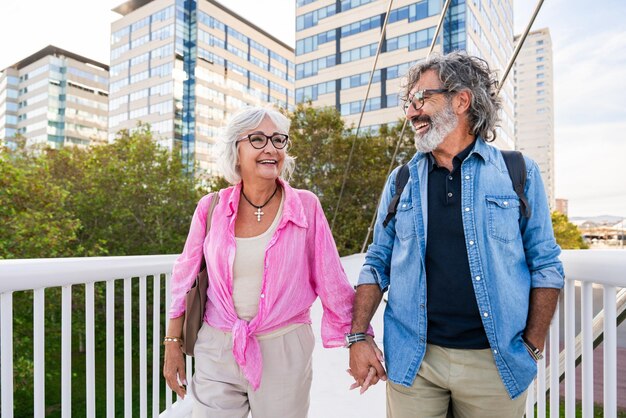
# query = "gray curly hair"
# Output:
<box><xmin>402</xmin><ymin>51</ymin><xmax>502</xmax><ymax>142</ymax></box>
<box><xmin>218</xmin><ymin>106</ymin><xmax>295</xmax><ymax>185</ymax></box>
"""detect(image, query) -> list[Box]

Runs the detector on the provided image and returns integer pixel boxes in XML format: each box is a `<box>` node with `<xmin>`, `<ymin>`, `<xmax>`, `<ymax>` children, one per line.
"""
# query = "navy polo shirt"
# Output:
<box><xmin>425</xmin><ymin>141</ymin><xmax>489</xmax><ymax>349</ymax></box>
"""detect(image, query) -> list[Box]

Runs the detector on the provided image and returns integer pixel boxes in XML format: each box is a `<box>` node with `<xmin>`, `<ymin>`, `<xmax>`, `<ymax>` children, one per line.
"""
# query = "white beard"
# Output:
<box><xmin>413</xmin><ymin>102</ymin><xmax>458</xmax><ymax>153</ymax></box>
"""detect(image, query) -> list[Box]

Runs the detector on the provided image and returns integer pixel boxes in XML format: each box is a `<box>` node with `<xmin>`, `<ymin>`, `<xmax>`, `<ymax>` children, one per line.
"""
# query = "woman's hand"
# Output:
<box><xmin>163</xmin><ymin>342</ymin><xmax>187</xmax><ymax>398</ymax></box>
<box><xmin>348</xmin><ymin>335</ymin><xmax>387</xmax><ymax>394</ymax></box>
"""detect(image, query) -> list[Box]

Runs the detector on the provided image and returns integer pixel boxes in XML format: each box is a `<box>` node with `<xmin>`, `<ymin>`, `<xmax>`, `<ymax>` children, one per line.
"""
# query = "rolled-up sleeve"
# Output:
<box><xmin>169</xmin><ymin>194</ymin><xmax>213</xmax><ymax>318</ymax></box>
<box><xmin>357</xmin><ymin>168</ymin><xmax>398</xmax><ymax>292</ymax></box>
<box><xmin>520</xmin><ymin>160</ymin><xmax>564</xmax><ymax>289</ymax></box>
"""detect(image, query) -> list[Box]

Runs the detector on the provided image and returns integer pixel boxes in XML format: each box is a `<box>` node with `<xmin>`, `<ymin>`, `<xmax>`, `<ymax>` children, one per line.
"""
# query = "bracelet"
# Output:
<box><xmin>163</xmin><ymin>336</ymin><xmax>183</xmax><ymax>345</ymax></box>
<box><xmin>522</xmin><ymin>336</ymin><xmax>544</xmax><ymax>361</ymax></box>
<box><xmin>345</xmin><ymin>332</ymin><xmax>368</xmax><ymax>348</ymax></box>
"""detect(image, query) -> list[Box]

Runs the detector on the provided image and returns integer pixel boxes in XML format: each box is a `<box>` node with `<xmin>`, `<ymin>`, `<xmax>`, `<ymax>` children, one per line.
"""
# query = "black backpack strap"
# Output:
<box><xmin>501</xmin><ymin>150</ymin><xmax>531</xmax><ymax>218</ymax></box>
<box><xmin>383</xmin><ymin>164</ymin><xmax>410</xmax><ymax>228</ymax></box>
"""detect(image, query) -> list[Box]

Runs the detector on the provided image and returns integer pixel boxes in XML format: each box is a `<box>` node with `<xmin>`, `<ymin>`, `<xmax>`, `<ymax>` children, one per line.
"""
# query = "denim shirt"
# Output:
<box><xmin>357</xmin><ymin>138</ymin><xmax>564</xmax><ymax>399</ymax></box>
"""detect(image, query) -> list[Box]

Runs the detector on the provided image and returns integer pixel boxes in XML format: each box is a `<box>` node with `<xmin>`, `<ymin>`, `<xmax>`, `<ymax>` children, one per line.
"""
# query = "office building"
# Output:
<box><xmin>0</xmin><ymin>45</ymin><xmax>109</xmax><ymax>148</ymax></box>
<box><xmin>555</xmin><ymin>198</ymin><xmax>568</xmax><ymax>216</ymax></box>
<box><xmin>514</xmin><ymin>28</ymin><xmax>554</xmax><ymax>206</ymax></box>
<box><xmin>109</xmin><ymin>0</ymin><xmax>295</xmax><ymax>175</ymax></box>
<box><xmin>295</xmin><ymin>0</ymin><xmax>516</xmax><ymax>149</ymax></box>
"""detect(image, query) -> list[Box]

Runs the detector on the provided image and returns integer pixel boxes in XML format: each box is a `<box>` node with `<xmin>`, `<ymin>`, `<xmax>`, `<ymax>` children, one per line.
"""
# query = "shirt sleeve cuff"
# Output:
<box><xmin>357</xmin><ymin>266</ymin><xmax>388</xmax><ymax>292</ymax></box>
<box><xmin>530</xmin><ymin>266</ymin><xmax>565</xmax><ymax>289</ymax></box>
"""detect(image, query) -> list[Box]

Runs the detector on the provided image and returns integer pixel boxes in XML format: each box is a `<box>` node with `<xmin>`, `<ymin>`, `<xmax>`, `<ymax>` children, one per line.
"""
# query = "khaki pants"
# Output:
<box><xmin>191</xmin><ymin>323</ymin><xmax>314</xmax><ymax>418</ymax></box>
<box><xmin>387</xmin><ymin>344</ymin><xmax>528</xmax><ymax>418</ymax></box>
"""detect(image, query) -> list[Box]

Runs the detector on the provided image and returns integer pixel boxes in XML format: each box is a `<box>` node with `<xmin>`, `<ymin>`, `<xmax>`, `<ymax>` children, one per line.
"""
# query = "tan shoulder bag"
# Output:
<box><xmin>182</xmin><ymin>192</ymin><xmax>219</xmax><ymax>356</ymax></box>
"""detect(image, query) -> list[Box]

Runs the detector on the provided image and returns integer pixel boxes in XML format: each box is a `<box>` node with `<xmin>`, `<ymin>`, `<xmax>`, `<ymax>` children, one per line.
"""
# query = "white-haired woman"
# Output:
<box><xmin>163</xmin><ymin>107</ymin><xmax>364</xmax><ymax>417</ymax></box>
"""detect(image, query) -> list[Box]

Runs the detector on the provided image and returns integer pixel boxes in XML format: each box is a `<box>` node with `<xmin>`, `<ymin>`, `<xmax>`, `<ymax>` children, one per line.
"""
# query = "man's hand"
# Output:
<box><xmin>163</xmin><ymin>343</ymin><xmax>187</xmax><ymax>398</ymax></box>
<box><xmin>348</xmin><ymin>335</ymin><xmax>386</xmax><ymax>394</ymax></box>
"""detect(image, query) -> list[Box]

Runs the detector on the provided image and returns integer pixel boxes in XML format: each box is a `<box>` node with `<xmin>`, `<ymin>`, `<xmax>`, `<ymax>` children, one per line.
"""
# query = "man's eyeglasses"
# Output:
<box><xmin>402</xmin><ymin>89</ymin><xmax>449</xmax><ymax>114</ymax></box>
<box><xmin>237</xmin><ymin>132</ymin><xmax>290</xmax><ymax>149</ymax></box>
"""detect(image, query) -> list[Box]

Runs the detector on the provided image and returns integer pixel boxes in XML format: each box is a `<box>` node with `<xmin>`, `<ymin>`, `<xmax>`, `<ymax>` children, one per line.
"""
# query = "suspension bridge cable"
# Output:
<box><xmin>360</xmin><ymin>0</ymin><xmax>453</xmax><ymax>251</ymax></box>
<box><xmin>498</xmin><ymin>0</ymin><xmax>545</xmax><ymax>94</ymax></box>
<box><xmin>330</xmin><ymin>0</ymin><xmax>395</xmax><ymax>231</ymax></box>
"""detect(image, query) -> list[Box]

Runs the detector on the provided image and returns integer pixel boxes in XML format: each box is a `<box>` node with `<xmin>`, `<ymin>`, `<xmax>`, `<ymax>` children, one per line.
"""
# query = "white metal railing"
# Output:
<box><xmin>0</xmin><ymin>255</ymin><xmax>178</xmax><ymax>418</ymax></box>
<box><xmin>0</xmin><ymin>250</ymin><xmax>625</xmax><ymax>418</ymax></box>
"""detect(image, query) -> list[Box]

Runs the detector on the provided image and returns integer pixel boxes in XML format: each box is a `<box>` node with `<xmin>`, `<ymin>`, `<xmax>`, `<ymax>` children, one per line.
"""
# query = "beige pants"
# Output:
<box><xmin>387</xmin><ymin>344</ymin><xmax>528</xmax><ymax>418</ymax></box>
<box><xmin>191</xmin><ymin>322</ymin><xmax>314</xmax><ymax>418</ymax></box>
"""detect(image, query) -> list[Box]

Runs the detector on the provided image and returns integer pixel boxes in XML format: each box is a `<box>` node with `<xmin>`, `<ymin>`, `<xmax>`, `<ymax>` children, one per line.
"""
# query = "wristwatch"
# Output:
<box><xmin>522</xmin><ymin>336</ymin><xmax>544</xmax><ymax>361</ymax></box>
<box><xmin>345</xmin><ymin>332</ymin><xmax>367</xmax><ymax>348</ymax></box>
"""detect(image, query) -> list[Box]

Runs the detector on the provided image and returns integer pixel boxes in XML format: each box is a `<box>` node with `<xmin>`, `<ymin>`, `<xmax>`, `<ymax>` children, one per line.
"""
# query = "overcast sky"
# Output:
<box><xmin>1</xmin><ymin>0</ymin><xmax>624</xmax><ymax>218</ymax></box>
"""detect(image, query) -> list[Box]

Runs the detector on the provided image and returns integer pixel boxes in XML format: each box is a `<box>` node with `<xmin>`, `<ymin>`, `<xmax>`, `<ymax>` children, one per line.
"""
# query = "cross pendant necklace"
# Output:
<box><xmin>254</xmin><ymin>207</ymin><xmax>264</xmax><ymax>222</ymax></box>
<box><xmin>241</xmin><ymin>184</ymin><xmax>279</xmax><ymax>222</ymax></box>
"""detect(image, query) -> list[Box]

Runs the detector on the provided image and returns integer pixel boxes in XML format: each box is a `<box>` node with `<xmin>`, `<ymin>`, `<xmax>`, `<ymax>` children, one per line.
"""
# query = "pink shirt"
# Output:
<box><xmin>169</xmin><ymin>180</ymin><xmax>359</xmax><ymax>389</ymax></box>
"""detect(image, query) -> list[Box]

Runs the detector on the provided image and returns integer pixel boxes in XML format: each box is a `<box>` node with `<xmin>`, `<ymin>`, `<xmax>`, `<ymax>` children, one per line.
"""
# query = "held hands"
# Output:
<box><xmin>163</xmin><ymin>342</ymin><xmax>187</xmax><ymax>398</ymax></box>
<box><xmin>347</xmin><ymin>335</ymin><xmax>387</xmax><ymax>394</ymax></box>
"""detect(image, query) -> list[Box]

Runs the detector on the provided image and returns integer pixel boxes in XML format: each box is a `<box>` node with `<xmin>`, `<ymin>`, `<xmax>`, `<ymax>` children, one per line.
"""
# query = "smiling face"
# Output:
<box><xmin>405</xmin><ymin>70</ymin><xmax>459</xmax><ymax>153</ymax></box>
<box><xmin>236</xmin><ymin>116</ymin><xmax>286</xmax><ymax>183</ymax></box>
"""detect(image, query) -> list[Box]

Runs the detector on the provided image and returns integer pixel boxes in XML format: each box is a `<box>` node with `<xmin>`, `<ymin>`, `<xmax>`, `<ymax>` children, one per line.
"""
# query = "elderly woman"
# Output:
<box><xmin>163</xmin><ymin>106</ymin><xmax>361</xmax><ymax>417</ymax></box>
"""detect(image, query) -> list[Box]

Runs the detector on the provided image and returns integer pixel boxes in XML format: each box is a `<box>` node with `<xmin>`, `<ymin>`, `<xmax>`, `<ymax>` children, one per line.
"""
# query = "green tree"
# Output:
<box><xmin>289</xmin><ymin>103</ymin><xmax>413</xmax><ymax>255</ymax></box>
<box><xmin>552</xmin><ymin>211</ymin><xmax>589</xmax><ymax>249</ymax></box>
<box><xmin>46</xmin><ymin>124</ymin><xmax>205</xmax><ymax>256</ymax></box>
<box><xmin>0</xmin><ymin>140</ymin><xmax>80</xmax><ymax>259</ymax></box>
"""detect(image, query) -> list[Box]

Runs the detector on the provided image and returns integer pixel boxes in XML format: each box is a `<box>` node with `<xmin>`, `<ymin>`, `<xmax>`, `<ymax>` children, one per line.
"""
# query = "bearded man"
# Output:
<box><xmin>346</xmin><ymin>52</ymin><xmax>564</xmax><ymax>418</ymax></box>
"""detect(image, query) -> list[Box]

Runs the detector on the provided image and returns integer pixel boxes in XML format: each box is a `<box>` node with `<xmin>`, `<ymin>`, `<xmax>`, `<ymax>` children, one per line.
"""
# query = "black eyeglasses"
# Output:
<box><xmin>237</xmin><ymin>132</ymin><xmax>290</xmax><ymax>149</ymax></box>
<box><xmin>402</xmin><ymin>89</ymin><xmax>449</xmax><ymax>114</ymax></box>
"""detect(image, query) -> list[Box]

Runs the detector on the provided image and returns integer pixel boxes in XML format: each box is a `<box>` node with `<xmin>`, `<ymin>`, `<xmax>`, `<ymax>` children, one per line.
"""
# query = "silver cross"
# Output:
<box><xmin>254</xmin><ymin>207</ymin><xmax>264</xmax><ymax>222</ymax></box>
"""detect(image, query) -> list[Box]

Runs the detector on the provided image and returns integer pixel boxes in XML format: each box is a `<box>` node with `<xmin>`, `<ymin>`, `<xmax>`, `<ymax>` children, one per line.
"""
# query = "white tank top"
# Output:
<box><xmin>233</xmin><ymin>193</ymin><xmax>284</xmax><ymax>321</ymax></box>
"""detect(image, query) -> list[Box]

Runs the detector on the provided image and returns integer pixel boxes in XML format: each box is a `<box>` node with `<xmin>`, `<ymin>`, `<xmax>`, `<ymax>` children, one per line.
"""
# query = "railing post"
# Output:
<box><xmin>86</xmin><ymin>282</ymin><xmax>96</xmax><ymax>418</ymax></box>
<box><xmin>581</xmin><ymin>281</ymin><xmax>593</xmax><ymax>417</ymax></box>
<box><xmin>564</xmin><ymin>280</ymin><xmax>575</xmax><ymax>418</ymax></box>
<box><xmin>61</xmin><ymin>284</ymin><xmax>72</xmax><ymax>418</ymax></box>
<box><xmin>1</xmin><ymin>292</ymin><xmax>14</xmax><ymax>418</ymax></box>
<box><xmin>549</xmin><ymin>302</ymin><xmax>560</xmax><ymax>418</ymax></box>
<box><xmin>140</xmin><ymin>276</ymin><xmax>148</xmax><ymax>418</ymax></box>
<box><xmin>165</xmin><ymin>273</ymin><xmax>173</xmax><ymax>408</ymax></box>
<box><xmin>106</xmin><ymin>279</ymin><xmax>115</xmax><ymax>418</ymax></box>
<box><xmin>153</xmin><ymin>273</ymin><xmax>162</xmax><ymax>418</ymax></box>
<box><xmin>603</xmin><ymin>285</ymin><xmax>617</xmax><ymax>418</ymax></box>
<box><xmin>34</xmin><ymin>288</ymin><xmax>45</xmax><ymax>418</ymax></box>
<box><xmin>124</xmin><ymin>278</ymin><xmax>132</xmax><ymax>417</ymax></box>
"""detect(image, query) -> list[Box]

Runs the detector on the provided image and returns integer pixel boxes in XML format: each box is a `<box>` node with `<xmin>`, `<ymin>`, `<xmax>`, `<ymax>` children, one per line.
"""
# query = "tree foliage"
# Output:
<box><xmin>0</xmin><ymin>139</ymin><xmax>80</xmax><ymax>259</ymax></box>
<box><xmin>1</xmin><ymin>125</ymin><xmax>206</xmax><ymax>260</ymax></box>
<box><xmin>551</xmin><ymin>211</ymin><xmax>589</xmax><ymax>249</ymax></box>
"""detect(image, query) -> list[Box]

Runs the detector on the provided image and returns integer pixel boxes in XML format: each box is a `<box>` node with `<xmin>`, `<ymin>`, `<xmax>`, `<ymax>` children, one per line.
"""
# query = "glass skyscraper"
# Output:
<box><xmin>0</xmin><ymin>45</ymin><xmax>109</xmax><ymax>149</ymax></box>
<box><xmin>109</xmin><ymin>0</ymin><xmax>295</xmax><ymax>175</ymax></box>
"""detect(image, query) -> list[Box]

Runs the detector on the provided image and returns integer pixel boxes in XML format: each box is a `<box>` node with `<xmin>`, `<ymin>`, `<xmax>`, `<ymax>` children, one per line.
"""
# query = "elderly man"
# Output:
<box><xmin>347</xmin><ymin>52</ymin><xmax>564</xmax><ymax>418</ymax></box>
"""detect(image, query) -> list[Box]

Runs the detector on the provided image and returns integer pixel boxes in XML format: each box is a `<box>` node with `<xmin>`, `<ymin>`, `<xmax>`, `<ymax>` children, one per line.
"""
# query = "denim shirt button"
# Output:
<box><xmin>469</xmin><ymin>240</ymin><xmax>475</xmax><ymax>245</ymax></box>
<box><xmin>493</xmin><ymin>349</ymin><xmax>498</xmax><ymax>354</ymax></box>
<box><xmin>465</xmin><ymin>175</ymin><xmax>470</xmax><ymax>180</ymax></box>
<box><xmin>402</xmin><ymin>204</ymin><xmax>407</xmax><ymax>208</ymax></box>
<box><xmin>465</xmin><ymin>207</ymin><xmax>470</xmax><ymax>212</ymax></box>
<box><xmin>420</xmin><ymin>304</ymin><xmax>425</xmax><ymax>309</ymax></box>
<box><xmin>475</xmin><ymin>275</ymin><xmax>481</xmax><ymax>281</ymax></box>
<box><xmin>483</xmin><ymin>312</ymin><xmax>489</xmax><ymax>317</ymax></box>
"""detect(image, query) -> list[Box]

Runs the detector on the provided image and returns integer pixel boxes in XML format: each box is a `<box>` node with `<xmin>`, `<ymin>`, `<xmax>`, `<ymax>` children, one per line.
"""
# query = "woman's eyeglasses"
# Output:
<box><xmin>237</xmin><ymin>132</ymin><xmax>290</xmax><ymax>149</ymax></box>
